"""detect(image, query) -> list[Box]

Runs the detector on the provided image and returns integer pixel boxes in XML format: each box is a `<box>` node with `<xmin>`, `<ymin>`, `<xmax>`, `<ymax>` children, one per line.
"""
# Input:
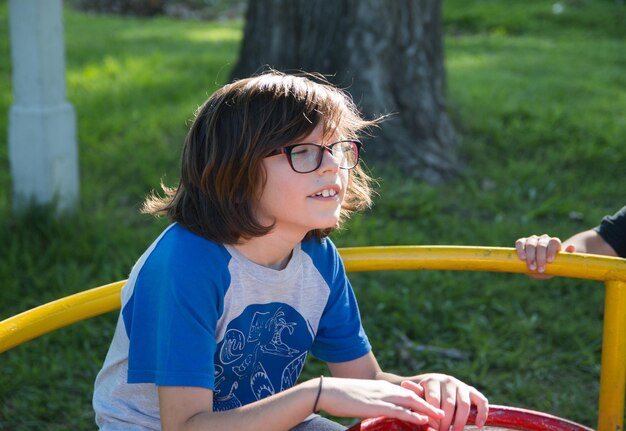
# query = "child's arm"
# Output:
<box><xmin>159</xmin><ymin>383</ymin><xmax>319</xmax><ymax>431</ymax></box>
<box><xmin>562</xmin><ymin>230</ymin><xmax>618</xmax><ymax>256</ymax></box>
<box><xmin>328</xmin><ymin>352</ymin><xmax>489</xmax><ymax>431</ymax></box>
<box><xmin>158</xmin><ymin>375</ymin><xmax>444</xmax><ymax>431</ymax></box>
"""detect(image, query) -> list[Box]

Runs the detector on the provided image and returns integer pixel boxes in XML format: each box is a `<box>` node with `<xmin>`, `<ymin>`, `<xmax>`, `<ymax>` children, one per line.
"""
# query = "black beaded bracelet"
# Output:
<box><xmin>313</xmin><ymin>375</ymin><xmax>324</xmax><ymax>413</ymax></box>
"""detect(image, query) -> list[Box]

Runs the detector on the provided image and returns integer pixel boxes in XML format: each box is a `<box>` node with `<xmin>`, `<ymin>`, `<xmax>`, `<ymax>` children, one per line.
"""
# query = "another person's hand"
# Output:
<box><xmin>515</xmin><ymin>234</ymin><xmax>575</xmax><ymax>279</ymax></box>
<box><xmin>404</xmin><ymin>373</ymin><xmax>489</xmax><ymax>431</ymax></box>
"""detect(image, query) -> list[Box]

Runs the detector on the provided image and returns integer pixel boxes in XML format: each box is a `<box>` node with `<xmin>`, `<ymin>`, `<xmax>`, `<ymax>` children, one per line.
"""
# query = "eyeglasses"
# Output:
<box><xmin>266</xmin><ymin>140</ymin><xmax>362</xmax><ymax>174</ymax></box>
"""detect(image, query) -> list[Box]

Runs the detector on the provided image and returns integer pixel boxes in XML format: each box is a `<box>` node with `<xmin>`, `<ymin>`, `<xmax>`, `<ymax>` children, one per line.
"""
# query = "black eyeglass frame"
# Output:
<box><xmin>265</xmin><ymin>140</ymin><xmax>362</xmax><ymax>174</ymax></box>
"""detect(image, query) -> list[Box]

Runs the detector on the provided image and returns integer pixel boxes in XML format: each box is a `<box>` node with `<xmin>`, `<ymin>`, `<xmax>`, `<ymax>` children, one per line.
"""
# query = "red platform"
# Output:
<box><xmin>346</xmin><ymin>405</ymin><xmax>595</xmax><ymax>431</ymax></box>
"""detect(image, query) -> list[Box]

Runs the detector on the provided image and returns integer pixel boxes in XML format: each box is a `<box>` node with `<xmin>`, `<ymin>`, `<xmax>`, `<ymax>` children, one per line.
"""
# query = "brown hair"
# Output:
<box><xmin>143</xmin><ymin>71</ymin><xmax>379</xmax><ymax>243</ymax></box>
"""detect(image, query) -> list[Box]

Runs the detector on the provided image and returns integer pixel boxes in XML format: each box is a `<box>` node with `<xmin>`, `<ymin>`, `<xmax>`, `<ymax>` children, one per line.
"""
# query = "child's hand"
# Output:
<box><xmin>515</xmin><ymin>234</ymin><xmax>575</xmax><ymax>279</ymax></box>
<box><xmin>403</xmin><ymin>374</ymin><xmax>488</xmax><ymax>431</ymax></box>
<box><xmin>317</xmin><ymin>377</ymin><xmax>445</xmax><ymax>426</ymax></box>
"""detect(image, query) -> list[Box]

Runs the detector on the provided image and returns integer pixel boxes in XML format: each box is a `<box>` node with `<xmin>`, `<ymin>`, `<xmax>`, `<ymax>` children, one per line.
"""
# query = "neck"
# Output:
<box><xmin>233</xmin><ymin>230</ymin><xmax>304</xmax><ymax>270</ymax></box>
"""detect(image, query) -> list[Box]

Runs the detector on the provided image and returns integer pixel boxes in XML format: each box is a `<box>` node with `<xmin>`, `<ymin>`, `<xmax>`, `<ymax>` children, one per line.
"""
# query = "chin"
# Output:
<box><xmin>304</xmin><ymin>213</ymin><xmax>341</xmax><ymax>231</ymax></box>
<box><xmin>316</xmin><ymin>218</ymin><xmax>340</xmax><ymax>230</ymax></box>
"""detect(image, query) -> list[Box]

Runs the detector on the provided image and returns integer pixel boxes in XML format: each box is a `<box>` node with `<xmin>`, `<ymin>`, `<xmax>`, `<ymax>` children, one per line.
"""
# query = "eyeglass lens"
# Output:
<box><xmin>289</xmin><ymin>142</ymin><xmax>358</xmax><ymax>173</ymax></box>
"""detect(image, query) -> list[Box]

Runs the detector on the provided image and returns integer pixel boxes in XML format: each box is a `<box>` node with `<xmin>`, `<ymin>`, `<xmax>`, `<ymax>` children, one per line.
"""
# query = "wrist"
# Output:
<box><xmin>299</xmin><ymin>377</ymin><xmax>325</xmax><ymax>414</ymax></box>
<box><xmin>312</xmin><ymin>376</ymin><xmax>324</xmax><ymax>413</ymax></box>
<box><xmin>374</xmin><ymin>371</ymin><xmax>407</xmax><ymax>385</ymax></box>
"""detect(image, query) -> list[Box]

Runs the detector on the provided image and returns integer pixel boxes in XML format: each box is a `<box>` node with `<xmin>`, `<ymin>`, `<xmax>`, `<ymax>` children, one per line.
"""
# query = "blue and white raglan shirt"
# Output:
<box><xmin>93</xmin><ymin>223</ymin><xmax>371</xmax><ymax>430</ymax></box>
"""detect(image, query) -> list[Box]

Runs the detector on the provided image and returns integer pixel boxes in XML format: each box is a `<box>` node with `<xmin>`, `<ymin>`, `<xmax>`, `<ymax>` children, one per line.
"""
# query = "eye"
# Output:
<box><xmin>291</xmin><ymin>145</ymin><xmax>317</xmax><ymax>157</ymax></box>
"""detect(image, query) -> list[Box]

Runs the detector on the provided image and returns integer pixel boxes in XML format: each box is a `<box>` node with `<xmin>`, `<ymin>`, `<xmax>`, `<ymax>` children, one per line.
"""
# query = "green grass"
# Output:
<box><xmin>1</xmin><ymin>0</ymin><xmax>625</xmax><ymax>429</ymax></box>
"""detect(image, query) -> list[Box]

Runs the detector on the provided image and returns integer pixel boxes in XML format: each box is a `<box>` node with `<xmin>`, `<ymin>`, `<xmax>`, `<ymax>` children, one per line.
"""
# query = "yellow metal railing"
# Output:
<box><xmin>1</xmin><ymin>246</ymin><xmax>625</xmax><ymax>431</ymax></box>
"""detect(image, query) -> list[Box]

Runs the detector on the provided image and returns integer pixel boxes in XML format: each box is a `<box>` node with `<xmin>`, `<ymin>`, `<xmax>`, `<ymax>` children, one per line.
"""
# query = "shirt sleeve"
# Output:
<box><xmin>594</xmin><ymin>205</ymin><xmax>626</xmax><ymax>258</ymax></box>
<box><xmin>123</xmin><ymin>229</ymin><xmax>230</xmax><ymax>389</ymax></box>
<box><xmin>309</xmin><ymin>239</ymin><xmax>371</xmax><ymax>362</ymax></box>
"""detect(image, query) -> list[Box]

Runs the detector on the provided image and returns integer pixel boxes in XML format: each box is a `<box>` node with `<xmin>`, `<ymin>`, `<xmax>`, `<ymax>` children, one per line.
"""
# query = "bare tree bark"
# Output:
<box><xmin>231</xmin><ymin>0</ymin><xmax>458</xmax><ymax>182</ymax></box>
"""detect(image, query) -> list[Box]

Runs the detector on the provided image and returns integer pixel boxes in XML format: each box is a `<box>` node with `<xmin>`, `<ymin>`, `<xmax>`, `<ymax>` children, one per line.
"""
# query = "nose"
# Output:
<box><xmin>318</xmin><ymin>146</ymin><xmax>341</xmax><ymax>173</ymax></box>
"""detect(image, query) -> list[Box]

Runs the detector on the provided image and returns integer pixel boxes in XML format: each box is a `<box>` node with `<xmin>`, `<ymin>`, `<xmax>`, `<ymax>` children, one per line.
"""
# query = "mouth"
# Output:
<box><xmin>310</xmin><ymin>188</ymin><xmax>338</xmax><ymax>198</ymax></box>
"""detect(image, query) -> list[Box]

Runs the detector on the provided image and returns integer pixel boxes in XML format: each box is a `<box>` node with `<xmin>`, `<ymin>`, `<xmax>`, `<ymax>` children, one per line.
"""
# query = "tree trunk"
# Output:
<box><xmin>231</xmin><ymin>0</ymin><xmax>458</xmax><ymax>183</ymax></box>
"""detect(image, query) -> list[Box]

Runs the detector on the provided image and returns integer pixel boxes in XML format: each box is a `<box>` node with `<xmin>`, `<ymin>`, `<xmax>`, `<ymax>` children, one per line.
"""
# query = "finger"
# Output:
<box><xmin>424</xmin><ymin>383</ymin><xmax>442</xmax><ymax>410</ymax></box>
<box><xmin>525</xmin><ymin>235</ymin><xmax>539</xmax><ymax>271</ymax></box>
<box><xmin>424</xmin><ymin>382</ymin><xmax>442</xmax><ymax>430</ymax></box>
<box><xmin>545</xmin><ymin>237</ymin><xmax>562</xmax><ymax>263</ymax></box>
<box><xmin>439</xmin><ymin>384</ymin><xmax>456</xmax><ymax>431</ymax></box>
<box><xmin>535</xmin><ymin>234</ymin><xmax>552</xmax><ymax>272</ymax></box>
<box><xmin>515</xmin><ymin>238</ymin><xmax>528</xmax><ymax>260</ymax></box>
<box><xmin>451</xmin><ymin>387</ymin><xmax>471</xmax><ymax>431</ymax></box>
<box><xmin>401</xmin><ymin>380</ymin><xmax>424</xmax><ymax>397</ymax></box>
<box><xmin>399</xmin><ymin>391</ymin><xmax>445</xmax><ymax>419</ymax></box>
<box><xmin>385</xmin><ymin>403</ymin><xmax>430</xmax><ymax>425</ymax></box>
<box><xmin>470</xmin><ymin>388</ymin><xmax>489</xmax><ymax>427</ymax></box>
<box><xmin>564</xmin><ymin>244</ymin><xmax>576</xmax><ymax>253</ymax></box>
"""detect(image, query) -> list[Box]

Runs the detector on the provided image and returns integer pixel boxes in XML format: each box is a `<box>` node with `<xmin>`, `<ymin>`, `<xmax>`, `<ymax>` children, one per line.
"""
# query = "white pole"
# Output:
<box><xmin>8</xmin><ymin>0</ymin><xmax>79</xmax><ymax>213</ymax></box>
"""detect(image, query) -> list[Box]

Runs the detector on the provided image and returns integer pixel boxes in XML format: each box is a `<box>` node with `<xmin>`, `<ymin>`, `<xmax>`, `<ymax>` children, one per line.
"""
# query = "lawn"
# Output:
<box><xmin>0</xmin><ymin>0</ymin><xmax>625</xmax><ymax>429</ymax></box>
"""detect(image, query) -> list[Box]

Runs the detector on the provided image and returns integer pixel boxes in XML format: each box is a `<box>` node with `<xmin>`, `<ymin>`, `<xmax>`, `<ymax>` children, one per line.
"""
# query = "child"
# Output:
<box><xmin>515</xmin><ymin>205</ymin><xmax>626</xmax><ymax>278</ymax></box>
<box><xmin>93</xmin><ymin>71</ymin><xmax>488</xmax><ymax>431</ymax></box>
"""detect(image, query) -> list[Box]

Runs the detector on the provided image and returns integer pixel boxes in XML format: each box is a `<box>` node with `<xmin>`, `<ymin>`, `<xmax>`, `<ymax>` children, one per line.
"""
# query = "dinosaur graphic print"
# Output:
<box><xmin>213</xmin><ymin>303</ymin><xmax>313</xmax><ymax>412</ymax></box>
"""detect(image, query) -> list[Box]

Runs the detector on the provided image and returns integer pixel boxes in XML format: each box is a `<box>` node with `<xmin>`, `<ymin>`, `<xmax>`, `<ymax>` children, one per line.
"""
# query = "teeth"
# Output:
<box><xmin>315</xmin><ymin>189</ymin><xmax>337</xmax><ymax>197</ymax></box>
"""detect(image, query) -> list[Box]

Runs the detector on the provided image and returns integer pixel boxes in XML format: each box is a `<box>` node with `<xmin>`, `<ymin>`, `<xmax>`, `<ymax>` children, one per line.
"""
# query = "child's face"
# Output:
<box><xmin>258</xmin><ymin>124</ymin><xmax>349</xmax><ymax>240</ymax></box>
